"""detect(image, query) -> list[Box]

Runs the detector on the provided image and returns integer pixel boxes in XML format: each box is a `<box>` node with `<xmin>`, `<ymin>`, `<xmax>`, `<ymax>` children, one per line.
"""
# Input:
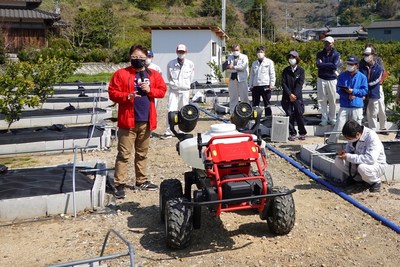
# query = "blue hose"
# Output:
<box><xmin>192</xmin><ymin>102</ymin><xmax>400</xmax><ymax>234</ymax></box>
<box><xmin>266</xmin><ymin>143</ymin><xmax>400</xmax><ymax>234</ymax></box>
<box><xmin>191</xmin><ymin>102</ymin><xmax>230</xmax><ymax>124</ymax></box>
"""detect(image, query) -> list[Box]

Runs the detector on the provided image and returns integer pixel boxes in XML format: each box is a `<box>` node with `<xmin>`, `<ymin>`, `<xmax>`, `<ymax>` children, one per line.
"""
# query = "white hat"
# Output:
<box><xmin>322</xmin><ymin>36</ymin><xmax>334</xmax><ymax>43</ymax></box>
<box><xmin>176</xmin><ymin>44</ymin><xmax>187</xmax><ymax>52</ymax></box>
<box><xmin>363</xmin><ymin>47</ymin><xmax>375</xmax><ymax>55</ymax></box>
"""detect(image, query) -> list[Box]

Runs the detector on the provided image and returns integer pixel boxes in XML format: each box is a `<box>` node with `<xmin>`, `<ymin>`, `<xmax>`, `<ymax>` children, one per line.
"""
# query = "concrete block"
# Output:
<box><xmin>30</xmin><ymin>118</ymin><xmax>49</xmax><ymax>128</ymax></box>
<box><xmin>45</xmin><ymin>140</ymin><xmax>65</xmax><ymax>151</ymax></box>
<box><xmin>16</xmin><ymin>141</ymin><xmax>46</xmax><ymax>154</ymax></box>
<box><xmin>0</xmin><ymin>197</ymin><xmax>47</xmax><ymax>221</ymax></box>
<box><xmin>0</xmin><ymin>144</ymin><xmax>17</xmax><ymax>155</ymax></box>
<box><xmin>299</xmin><ymin>144</ymin><xmax>318</xmax><ymax>165</ymax></box>
<box><xmin>314</xmin><ymin>125</ymin><xmax>335</xmax><ymax>137</ymax></box>
<box><xmin>383</xmin><ymin>164</ymin><xmax>394</xmax><ymax>182</ymax></box>
<box><xmin>47</xmin><ymin>191</ymin><xmax>92</xmax><ymax>215</ymax></box>
<box><xmin>394</xmin><ymin>165</ymin><xmax>400</xmax><ymax>181</ymax></box>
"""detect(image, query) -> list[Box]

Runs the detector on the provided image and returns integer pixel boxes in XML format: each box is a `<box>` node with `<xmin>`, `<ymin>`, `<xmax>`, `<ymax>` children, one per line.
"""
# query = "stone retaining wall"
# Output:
<box><xmin>75</xmin><ymin>62</ymin><xmax>129</xmax><ymax>75</ymax></box>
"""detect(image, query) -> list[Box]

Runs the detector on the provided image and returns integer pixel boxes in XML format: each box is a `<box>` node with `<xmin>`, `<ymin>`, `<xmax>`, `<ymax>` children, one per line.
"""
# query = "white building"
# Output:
<box><xmin>142</xmin><ymin>25</ymin><xmax>229</xmax><ymax>84</ymax></box>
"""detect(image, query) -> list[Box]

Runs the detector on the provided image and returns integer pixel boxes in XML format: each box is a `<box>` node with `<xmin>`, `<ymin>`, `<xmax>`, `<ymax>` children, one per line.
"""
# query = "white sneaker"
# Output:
<box><xmin>319</xmin><ymin>121</ymin><xmax>328</xmax><ymax>126</ymax></box>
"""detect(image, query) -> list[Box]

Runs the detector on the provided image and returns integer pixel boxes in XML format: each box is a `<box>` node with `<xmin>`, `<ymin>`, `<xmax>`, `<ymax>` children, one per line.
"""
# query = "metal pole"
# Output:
<box><xmin>72</xmin><ymin>146</ymin><xmax>77</xmax><ymax>218</ymax></box>
<box><xmin>221</xmin><ymin>0</ymin><xmax>226</xmax><ymax>50</ymax></box>
<box><xmin>260</xmin><ymin>3</ymin><xmax>263</xmax><ymax>43</ymax></box>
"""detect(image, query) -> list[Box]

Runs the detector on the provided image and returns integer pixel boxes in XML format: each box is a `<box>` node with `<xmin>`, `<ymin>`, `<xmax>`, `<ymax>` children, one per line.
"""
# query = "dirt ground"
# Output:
<box><xmin>0</xmin><ymin>96</ymin><xmax>399</xmax><ymax>267</ymax></box>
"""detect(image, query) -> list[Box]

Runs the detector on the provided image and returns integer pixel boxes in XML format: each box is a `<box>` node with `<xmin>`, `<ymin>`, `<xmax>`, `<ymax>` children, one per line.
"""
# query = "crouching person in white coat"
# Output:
<box><xmin>335</xmin><ymin>119</ymin><xmax>387</xmax><ymax>192</ymax></box>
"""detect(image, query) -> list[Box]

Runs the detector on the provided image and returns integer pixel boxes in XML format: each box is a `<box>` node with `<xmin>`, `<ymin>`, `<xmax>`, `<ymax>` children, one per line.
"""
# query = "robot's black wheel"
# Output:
<box><xmin>266</xmin><ymin>186</ymin><xmax>296</xmax><ymax>235</ymax></box>
<box><xmin>159</xmin><ymin>179</ymin><xmax>183</xmax><ymax>223</ymax></box>
<box><xmin>165</xmin><ymin>197</ymin><xmax>193</xmax><ymax>249</ymax></box>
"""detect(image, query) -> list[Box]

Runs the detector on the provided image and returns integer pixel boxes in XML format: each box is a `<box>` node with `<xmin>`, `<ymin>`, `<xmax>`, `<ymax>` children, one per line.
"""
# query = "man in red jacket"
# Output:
<box><xmin>108</xmin><ymin>44</ymin><xmax>167</xmax><ymax>198</ymax></box>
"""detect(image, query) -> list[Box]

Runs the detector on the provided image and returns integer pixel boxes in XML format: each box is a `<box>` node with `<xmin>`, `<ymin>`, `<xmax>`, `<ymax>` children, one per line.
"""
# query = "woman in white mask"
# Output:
<box><xmin>248</xmin><ymin>45</ymin><xmax>275</xmax><ymax>118</ymax></box>
<box><xmin>281</xmin><ymin>50</ymin><xmax>307</xmax><ymax>141</ymax></box>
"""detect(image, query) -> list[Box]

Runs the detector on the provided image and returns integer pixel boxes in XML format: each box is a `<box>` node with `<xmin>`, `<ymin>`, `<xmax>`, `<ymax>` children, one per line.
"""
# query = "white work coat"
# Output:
<box><xmin>345</xmin><ymin>126</ymin><xmax>387</xmax><ymax>166</ymax></box>
<box><xmin>249</xmin><ymin>57</ymin><xmax>276</xmax><ymax>88</ymax></box>
<box><xmin>166</xmin><ymin>58</ymin><xmax>195</xmax><ymax>90</ymax></box>
<box><xmin>226</xmin><ymin>53</ymin><xmax>249</xmax><ymax>82</ymax></box>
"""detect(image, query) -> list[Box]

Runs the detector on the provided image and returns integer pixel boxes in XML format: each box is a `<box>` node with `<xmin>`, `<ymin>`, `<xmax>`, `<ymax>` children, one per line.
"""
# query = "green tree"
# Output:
<box><xmin>244</xmin><ymin>0</ymin><xmax>275</xmax><ymax>41</ymax></box>
<box><xmin>376</xmin><ymin>0</ymin><xmax>399</xmax><ymax>18</ymax></box>
<box><xmin>0</xmin><ymin>57</ymin><xmax>80</xmax><ymax>130</ymax></box>
<box><xmin>198</xmin><ymin>0</ymin><xmax>221</xmax><ymax>17</ymax></box>
<box><xmin>129</xmin><ymin>0</ymin><xmax>161</xmax><ymax>11</ymax></box>
<box><xmin>64</xmin><ymin>4</ymin><xmax>118</xmax><ymax>49</ymax></box>
<box><xmin>338</xmin><ymin>7</ymin><xmax>364</xmax><ymax>25</ymax></box>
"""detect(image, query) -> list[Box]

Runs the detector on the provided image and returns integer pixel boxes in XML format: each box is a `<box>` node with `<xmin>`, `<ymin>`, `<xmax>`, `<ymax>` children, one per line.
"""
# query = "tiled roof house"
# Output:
<box><xmin>0</xmin><ymin>0</ymin><xmax>60</xmax><ymax>53</ymax></box>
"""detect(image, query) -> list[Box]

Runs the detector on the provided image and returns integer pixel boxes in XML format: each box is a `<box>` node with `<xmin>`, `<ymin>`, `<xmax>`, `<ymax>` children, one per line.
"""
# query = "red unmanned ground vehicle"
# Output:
<box><xmin>159</xmin><ymin>103</ymin><xmax>296</xmax><ymax>249</ymax></box>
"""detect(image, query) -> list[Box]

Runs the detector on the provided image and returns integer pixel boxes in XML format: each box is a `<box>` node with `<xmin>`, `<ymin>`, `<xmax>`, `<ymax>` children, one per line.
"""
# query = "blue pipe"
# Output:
<box><xmin>190</xmin><ymin>102</ymin><xmax>230</xmax><ymax>124</ymax></box>
<box><xmin>192</xmin><ymin>102</ymin><xmax>400</xmax><ymax>234</ymax></box>
<box><xmin>266</xmin><ymin>143</ymin><xmax>400</xmax><ymax>234</ymax></box>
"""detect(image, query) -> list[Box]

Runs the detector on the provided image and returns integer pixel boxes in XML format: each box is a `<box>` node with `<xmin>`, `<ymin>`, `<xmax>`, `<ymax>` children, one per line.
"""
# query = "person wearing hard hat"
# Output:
<box><xmin>316</xmin><ymin>36</ymin><xmax>342</xmax><ymax>127</ymax></box>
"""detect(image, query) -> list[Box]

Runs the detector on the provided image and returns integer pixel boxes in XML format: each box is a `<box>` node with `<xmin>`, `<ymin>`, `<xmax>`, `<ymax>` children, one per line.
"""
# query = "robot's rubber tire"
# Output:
<box><xmin>159</xmin><ymin>179</ymin><xmax>183</xmax><ymax>223</ymax></box>
<box><xmin>264</xmin><ymin>170</ymin><xmax>274</xmax><ymax>190</ymax></box>
<box><xmin>266</xmin><ymin>186</ymin><xmax>296</xmax><ymax>235</ymax></box>
<box><xmin>165</xmin><ymin>197</ymin><xmax>193</xmax><ymax>249</ymax></box>
<box><xmin>258</xmin><ymin>170</ymin><xmax>274</xmax><ymax>220</ymax></box>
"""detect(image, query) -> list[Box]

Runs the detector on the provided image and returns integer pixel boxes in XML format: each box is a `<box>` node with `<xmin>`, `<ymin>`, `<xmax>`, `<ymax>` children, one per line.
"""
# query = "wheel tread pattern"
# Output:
<box><xmin>165</xmin><ymin>198</ymin><xmax>193</xmax><ymax>249</ymax></box>
<box><xmin>267</xmin><ymin>186</ymin><xmax>296</xmax><ymax>235</ymax></box>
<box><xmin>159</xmin><ymin>179</ymin><xmax>183</xmax><ymax>222</ymax></box>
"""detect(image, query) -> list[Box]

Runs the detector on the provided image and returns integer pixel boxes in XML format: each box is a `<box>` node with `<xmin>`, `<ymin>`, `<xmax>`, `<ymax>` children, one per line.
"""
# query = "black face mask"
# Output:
<box><xmin>131</xmin><ymin>58</ymin><xmax>145</xmax><ymax>69</ymax></box>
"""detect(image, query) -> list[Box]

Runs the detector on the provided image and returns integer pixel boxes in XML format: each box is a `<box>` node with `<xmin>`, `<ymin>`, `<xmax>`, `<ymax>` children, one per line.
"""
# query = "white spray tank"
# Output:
<box><xmin>179</xmin><ymin>123</ymin><xmax>266</xmax><ymax>170</ymax></box>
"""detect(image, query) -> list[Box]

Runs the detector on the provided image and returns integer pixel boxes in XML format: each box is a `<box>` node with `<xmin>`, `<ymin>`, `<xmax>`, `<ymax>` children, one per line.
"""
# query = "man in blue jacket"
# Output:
<box><xmin>359</xmin><ymin>47</ymin><xmax>383</xmax><ymax>131</ymax></box>
<box><xmin>316</xmin><ymin>36</ymin><xmax>342</xmax><ymax>126</ymax></box>
<box><xmin>327</xmin><ymin>56</ymin><xmax>368</xmax><ymax>144</ymax></box>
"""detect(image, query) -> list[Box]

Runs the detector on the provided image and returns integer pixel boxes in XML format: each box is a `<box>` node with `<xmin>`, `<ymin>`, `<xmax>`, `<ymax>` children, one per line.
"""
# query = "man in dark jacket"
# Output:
<box><xmin>281</xmin><ymin>50</ymin><xmax>306</xmax><ymax>141</ymax></box>
<box><xmin>316</xmin><ymin>36</ymin><xmax>341</xmax><ymax>126</ymax></box>
<box><xmin>359</xmin><ymin>47</ymin><xmax>383</xmax><ymax>131</ymax></box>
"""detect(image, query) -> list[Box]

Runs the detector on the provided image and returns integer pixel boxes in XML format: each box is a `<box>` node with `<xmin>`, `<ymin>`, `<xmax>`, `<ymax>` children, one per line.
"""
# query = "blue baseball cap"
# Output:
<box><xmin>346</xmin><ymin>55</ymin><xmax>359</xmax><ymax>64</ymax></box>
<box><xmin>147</xmin><ymin>50</ymin><xmax>154</xmax><ymax>57</ymax></box>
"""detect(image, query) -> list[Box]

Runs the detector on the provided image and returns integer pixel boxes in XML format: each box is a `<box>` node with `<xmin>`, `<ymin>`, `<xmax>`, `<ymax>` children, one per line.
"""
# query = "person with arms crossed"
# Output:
<box><xmin>316</xmin><ymin>36</ymin><xmax>341</xmax><ymax>126</ymax></box>
<box><xmin>335</xmin><ymin>119</ymin><xmax>387</xmax><ymax>193</ymax></box>
<box><xmin>161</xmin><ymin>44</ymin><xmax>195</xmax><ymax>139</ymax></box>
<box><xmin>249</xmin><ymin>45</ymin><xmax>276</xmax><ymax>117</ymax></box>
<box><xmin>108</xmin><ymin>44</ymin><xmax>167</xmax><ymax>198</ymax></box>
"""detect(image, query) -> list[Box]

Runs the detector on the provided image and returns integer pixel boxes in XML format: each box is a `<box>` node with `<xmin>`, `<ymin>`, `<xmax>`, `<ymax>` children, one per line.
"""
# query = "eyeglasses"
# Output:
<box><xmin>131</xmin><ymin>56</ymin><xmax>146</xmax><ymax>60</ymax></box>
